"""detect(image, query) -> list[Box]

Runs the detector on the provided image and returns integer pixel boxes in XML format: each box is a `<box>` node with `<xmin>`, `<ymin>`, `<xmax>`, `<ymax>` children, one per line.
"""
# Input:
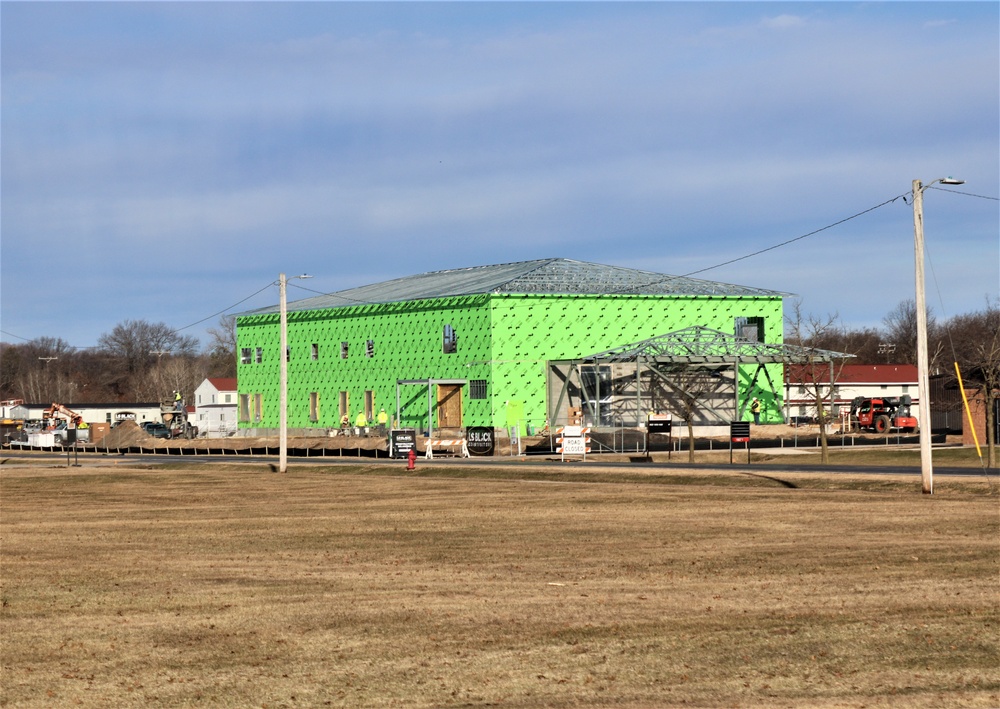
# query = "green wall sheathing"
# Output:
<box><xmin>236</xmin><ymin>292</ymin><xmax>783</xmax><ymax>431</ymax></box>
<box><xmin>487</xmin><ymin>294</ymin><xmax>784</xmax><ymax>430</ymax></box>
<box><xmin>237</xmin><ymin>295</ymin><xmax>495</xmax><ymax>431</ymax></box>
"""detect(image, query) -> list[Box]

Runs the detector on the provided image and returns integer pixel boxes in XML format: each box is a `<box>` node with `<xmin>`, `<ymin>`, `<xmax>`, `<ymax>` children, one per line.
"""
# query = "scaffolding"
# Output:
<box><xmin>547</xmin><ymin>326</ymin><xmax>851</xmax><ymax>428</ymax></box>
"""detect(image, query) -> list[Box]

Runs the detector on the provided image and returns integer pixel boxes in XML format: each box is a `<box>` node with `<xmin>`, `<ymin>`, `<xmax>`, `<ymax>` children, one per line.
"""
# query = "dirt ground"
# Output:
<box><xmin>1</xmin><ymin>462</ymin><xmax>997</xmax><ymax>708</ymax></box>
<box><xmin>89</xmin><ymin>420</ymin><xmax>939</xmax><ymax>453</ymax></box>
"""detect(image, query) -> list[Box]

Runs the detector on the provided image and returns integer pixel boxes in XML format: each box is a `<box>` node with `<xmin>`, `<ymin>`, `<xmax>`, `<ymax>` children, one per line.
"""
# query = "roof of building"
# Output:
<box><xmin>785</xmin><ymin>363</ymin><xmax>918</xmax><ymax>384</ymax></box>
<box><xmin>205</xmin><ymin>377</ymin><xmax>237</xmax><ymax>392</ymax></box>
<box><xmin>242</xmin><ymin>258</ymin><xmax>789</xmax><ymax>316</ymax></box>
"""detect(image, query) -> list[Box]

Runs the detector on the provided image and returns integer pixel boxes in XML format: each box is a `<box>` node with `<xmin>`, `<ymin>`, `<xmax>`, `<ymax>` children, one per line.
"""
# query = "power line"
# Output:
<box><xmin>625</xmin><ymin>193</ymin><xmax>910</xmax><ymax>288</ymax></box>
<box><xmin>928</xmin><ymin>185</ymin><xmax>1000</xmax><ymax>201</ymax></box>
<box><xmin>2</xmin><ymin>281</ymin><xmax>279</xmax><ymax>351</ymax></box>
<box><xmin>172</xmin><ymin>282</ymin><xmax>275</xmax><ymax>333</ymax></box>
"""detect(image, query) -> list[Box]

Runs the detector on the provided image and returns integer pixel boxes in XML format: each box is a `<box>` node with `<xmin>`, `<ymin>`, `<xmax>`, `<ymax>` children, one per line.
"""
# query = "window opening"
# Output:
<box><xmin>239</xmin><ymin>394</ymin><xmax>250</xmax><ymax>422</ymax></box>
<box><xmin>735</xmin><ymin>316</ymin><xmax>765</xmax><ymax>343</ymax></box>
<box><xmin>443</xmin><ymin>324</ymin><xmax>457</xmax><ymax>354</ymax></box>
<box><xmin>470</xmin><ymin>380</ymin><xmax>487</xmax><ymax>400</ymax></box>
<box><xmin>240</xmin><ymin>348</ymin><xmax>252</xmax><ymax>365</ymax></box>
<box><xmin>311</xmin><ymin>343</ymin><xmax>319</xmax><ymax>361</ymax></box>
<box><xmin>255</xmin><ymin>347</ymin><xmax>263</xmax><ymax>364</ymax></box>
<box><xmin>366</xmin><ymin>339</ymin><xmax>375</xmax><ymax>358</ymax></box>
<box><xmin>309</xmin><ymin>392</ymin><xmax>319</xmax><ymax>422</ymax></box>
<box><xmin>580</xmin><ymin>365</ymin><xmax>612</xmax><ymax>424</ymax></box>
<box><xmin>340</xmin><ymin>342</ymin><xmax>349</xmax><ymax>359</ymax></box>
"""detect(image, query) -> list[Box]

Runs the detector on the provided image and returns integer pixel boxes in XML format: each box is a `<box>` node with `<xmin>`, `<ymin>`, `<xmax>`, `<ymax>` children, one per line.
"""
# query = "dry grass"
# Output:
<box><xmin>1</xmin><ymin>462</ymin><xmax>997</xmax><ymax>708</ymax></box>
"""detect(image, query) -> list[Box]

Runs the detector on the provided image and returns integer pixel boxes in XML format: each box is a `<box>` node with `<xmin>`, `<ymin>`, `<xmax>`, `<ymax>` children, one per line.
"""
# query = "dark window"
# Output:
<box><xmin>470</xmin><ymin>380</ymin><xmax>487</xmax><ymax>400</ymax></box>
<box><xmin>366</xmin><ymin>340</ymin><xmax>374</xmax><ymax>358</ymax></box>
<box><xmin>443</xmin><ymin>324</ymin><xmax>457</xmax><ymax>354</ymax></box>
<box><xmin>311</xmin><ymin>343</ymin><xmax>319</xmax><ymax>360</ymax></box>
<box><xmin>255</xmin><ymin>347</ymin><xmax>263</xmax><ymax>364</ymax></box>
<box><xmin>240</xmin><ymin>348</ymin><xmax>252</xmax><ymax>365</ymax></box>
<box><xmin>340</xmin><ymin>341</ymin><xmax>349</xmax><ymax>359</ymax></box>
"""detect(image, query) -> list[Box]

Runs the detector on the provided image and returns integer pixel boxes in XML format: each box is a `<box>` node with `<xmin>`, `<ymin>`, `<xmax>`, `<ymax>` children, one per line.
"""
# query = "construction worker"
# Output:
<box><xmin>340</xmin><ymin>413</ymin><xmax>350</xmax><ymax>429</ymax></box>
<box><xmin>376</xmin><ymin>408</ymin><xmax>389</xmax><ymax>432</ymax></box>
<box><xmin>174</xmin><ymin>390</ymin><xmax>183</xmax><ymax>411</ymax></box>
<box><xmin>750</xmin><ymin>397</ymin><xmax>762</xmax><ymax>425</ymax></box>
<box><xmin>354</xmin><ymin>411</ymin><xmax>368</xmax><ymax>428</ymax></box>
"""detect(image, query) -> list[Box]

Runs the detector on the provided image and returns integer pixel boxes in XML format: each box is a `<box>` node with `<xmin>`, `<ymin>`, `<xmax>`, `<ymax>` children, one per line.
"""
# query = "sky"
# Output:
<box><xmin>2</xmin><ymin>1</ymin><xmax>998</xmax><ymax>351</ymax></box>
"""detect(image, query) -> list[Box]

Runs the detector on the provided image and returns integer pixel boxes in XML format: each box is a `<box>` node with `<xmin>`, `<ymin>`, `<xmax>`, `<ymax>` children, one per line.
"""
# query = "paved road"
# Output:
<box><xmin>3</xmin><ymin>447</ymin><xmax>996</xmax><ymax>478</ymax></box>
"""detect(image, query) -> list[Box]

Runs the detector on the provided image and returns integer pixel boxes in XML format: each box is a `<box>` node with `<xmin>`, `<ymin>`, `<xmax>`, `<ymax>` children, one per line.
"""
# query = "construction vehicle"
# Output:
<box><xmin>43</xmin><ymin>402</ymin><xmax>90</xmax><ymax>444</ymax></box>
<box><xmin>848</xmin><ymin>395</ymin><xmax>918</xmax><ymax>434</ymax></box>
<box><xmin>160</xmin><ymin>396</ymin><xmax>198</xmax><ymax>439</ymax></box>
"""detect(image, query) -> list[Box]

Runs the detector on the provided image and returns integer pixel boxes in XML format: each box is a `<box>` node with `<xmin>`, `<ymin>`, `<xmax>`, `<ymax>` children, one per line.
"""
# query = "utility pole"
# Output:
<box><xmin>911</xmin><ymin>176</ymin><xmax>964</xmax><ymax>495</ymax></box>
<box><xmin>278</xmin><ymin>273</ymin><xmax>311</xmax><ymax>473</ymax></box>
<box><xmin>279</xmin><ymin>273</ymin><xmax>289</xmax><ymax>474</ymax></box>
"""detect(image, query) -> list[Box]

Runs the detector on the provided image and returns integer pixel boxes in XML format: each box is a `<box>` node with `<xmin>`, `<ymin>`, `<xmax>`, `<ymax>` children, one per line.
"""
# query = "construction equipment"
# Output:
<box><xmin>160</xmin><ymin>397</ymin><xmax>199</xmax><ymax>439</ymax></box>
<box><xmin>848</xmin><ymin>395</ymin><xmax>918</xmax><ymax>434</ymax></box>
<box><xmin>42</xmin><ymin>402</ymin><xmax>90</xmax><ymax>444</ymax></box>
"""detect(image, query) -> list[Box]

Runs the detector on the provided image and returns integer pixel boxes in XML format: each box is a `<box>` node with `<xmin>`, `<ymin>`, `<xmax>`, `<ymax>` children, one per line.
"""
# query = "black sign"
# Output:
<box><xmin>466</xmin><ymin>426</ymin><xmax>495</xmax><ymax>456</ymax></box>
<box><xmin>730</xmin><ymin>421</ymin><xmax>751</xmax><ymax>442</ymax></box>
<box><xmin>391</xmin><ymin>429</ymin><xmax>416</xmax><ymax>459</ymax></box>
<box><xmin>647</xmin><ymin>417</ymin><xmax>672</xmax><ymax>434</ymax></box>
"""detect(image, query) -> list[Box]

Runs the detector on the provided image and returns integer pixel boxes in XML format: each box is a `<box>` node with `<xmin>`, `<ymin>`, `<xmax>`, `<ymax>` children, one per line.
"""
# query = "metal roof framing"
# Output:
<box><xmin>241</xmin><ymin>259</ymin><xmax>790</xmax><ymax>316</ymax></box>
<box><xmin>579</xmin><ymin>326</ymin><xmax>849</xmax><ymax>365</ymax></box>
<box><xmin>548</xmin><ymin>326</ymin><xmax>853</xmax><ymax>428</ymax></box>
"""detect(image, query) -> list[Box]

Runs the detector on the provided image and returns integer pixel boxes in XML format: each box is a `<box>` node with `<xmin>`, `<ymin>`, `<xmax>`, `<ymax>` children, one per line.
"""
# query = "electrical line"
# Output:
<box><xmin>2</xmin><ymin>281</ymin><xmax>279</xmax><ymax>352</ymax></box>
<box><xmin>171</xmin><ymin>282</ymin><xmax>275</xmax><ymax>334</ymax></box>
<box><xmin>928</xmin><ymin>185</ymin><xmax>1000</xmax><ymax>201</ymax></box>
<box><xmin>4</xmin><ymin>188</ymin><xmax>995</xmax><ymax>349</ymax></box>
<box><xmin>622</xmin><ymin>193</ymin><xmax>909</xmax><ymax>289</ymax></box>
<box><xmin>281</xmin><ymin>192</ymin><xmax>915</xmax><ymax>305</ymax></box>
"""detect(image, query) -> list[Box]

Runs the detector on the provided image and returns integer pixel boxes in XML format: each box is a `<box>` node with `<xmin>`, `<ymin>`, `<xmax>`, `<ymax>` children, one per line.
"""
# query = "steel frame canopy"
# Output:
<box><xmin>549</xmin><ymin>326</ymin><xmax>852</xmax><ymax>427</ymax></box>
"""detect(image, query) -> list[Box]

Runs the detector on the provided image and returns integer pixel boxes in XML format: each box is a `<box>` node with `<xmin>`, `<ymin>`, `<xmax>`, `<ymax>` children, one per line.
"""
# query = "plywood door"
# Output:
<box><xmin>437</xmin><ymin>384</ymin><xmax>463</xmax><ymax>429</ymax></box>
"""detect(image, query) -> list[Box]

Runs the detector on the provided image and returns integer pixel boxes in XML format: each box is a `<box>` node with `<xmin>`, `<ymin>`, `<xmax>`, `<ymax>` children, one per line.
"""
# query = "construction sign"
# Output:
<box><xmin>557</xmin><ymin>425</ymin><xmax>590</xmax><ymax>461</ymax></box>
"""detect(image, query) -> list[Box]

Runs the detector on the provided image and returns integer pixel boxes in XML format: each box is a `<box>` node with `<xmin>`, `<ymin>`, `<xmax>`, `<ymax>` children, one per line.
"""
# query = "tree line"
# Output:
<box><xmin>787</xmin><ymin>297</ymin><xmax>998</xmax><ymax>466</ymax></box>
<box><xmin>0</xmin><ymin>316</ymin><xmax>236</xmax><ymax>406</ymax></box>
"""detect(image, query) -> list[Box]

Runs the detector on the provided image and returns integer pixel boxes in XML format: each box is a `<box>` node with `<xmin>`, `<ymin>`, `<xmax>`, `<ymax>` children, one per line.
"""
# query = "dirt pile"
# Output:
<box><xmin>97</xmin><ymin>420</ymin><xmax>156</xmax><ymax>449</ymax></box>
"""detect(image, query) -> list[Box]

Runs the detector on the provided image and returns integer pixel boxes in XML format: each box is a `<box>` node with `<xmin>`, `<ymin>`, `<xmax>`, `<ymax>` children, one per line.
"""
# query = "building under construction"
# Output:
<box><xmin>236</xmin><ymin>258</ymin><xmax>810</xmax><ymax>434</ymax></box>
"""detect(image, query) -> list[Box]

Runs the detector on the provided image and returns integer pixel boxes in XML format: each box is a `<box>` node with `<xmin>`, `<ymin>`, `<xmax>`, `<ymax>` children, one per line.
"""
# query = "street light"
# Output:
<box><xmin>279</xmin><ymin>272</ymin><xmax>312</xmax><ymax>473</ymax></box>
<box><xmin>911</xmin><ymin>176</ymin><xmax>964</xmax><ymax>495</ymax></box>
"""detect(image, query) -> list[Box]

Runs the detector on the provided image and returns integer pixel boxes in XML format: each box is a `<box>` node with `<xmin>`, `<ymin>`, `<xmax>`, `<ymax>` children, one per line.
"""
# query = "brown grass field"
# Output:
<box><xmin>1</xmin><ymin>460</ymin><xmax>997</xmax><ymax>708</ymax></box>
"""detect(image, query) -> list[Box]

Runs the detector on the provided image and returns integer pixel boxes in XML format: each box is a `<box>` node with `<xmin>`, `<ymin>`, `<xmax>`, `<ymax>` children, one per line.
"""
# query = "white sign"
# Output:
<box><xmin>561</xmin><ymin>436</ymin><xmax>587</xmax><ymax>455</ymax></box>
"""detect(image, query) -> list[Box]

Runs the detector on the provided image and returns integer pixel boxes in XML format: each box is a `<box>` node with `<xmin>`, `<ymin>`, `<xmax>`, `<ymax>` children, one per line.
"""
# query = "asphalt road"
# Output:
<box><xmin>2</xmin><ymin>447</ymin><xmax>996</xmax><ymax>478</ymax></box>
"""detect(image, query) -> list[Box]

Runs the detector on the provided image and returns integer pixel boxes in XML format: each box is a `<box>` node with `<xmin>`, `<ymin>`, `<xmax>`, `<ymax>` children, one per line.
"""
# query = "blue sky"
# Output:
<box><xmin>2</xmin><ymin>2</ymin><xmax>997</xmax><ymax>350</ymax></box>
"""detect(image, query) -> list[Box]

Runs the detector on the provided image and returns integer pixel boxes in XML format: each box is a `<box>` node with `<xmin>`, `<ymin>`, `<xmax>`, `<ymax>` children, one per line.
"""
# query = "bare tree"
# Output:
<box><xmin>98</xmin><ymin>320</ymin><xmax>199</xmax><ymax>400</ymax></box>
<box><xmin>785</xmin><ymin>300</ymin><xmax>853</xmax><ymax>464</ymax></box>
<box><xmin>655</xmin><ymin>364</ymin><xmax>726</xmax><ymax>463</ymax></box>
<box><xmin>0</xmin><ymin>337</ymin><xmax>79</xmax><ymax>403</ymax></box>
<box><xmin>882</xmin><ymin>299</ymin><xmax>945</xmax><ymax>370</ymax></box>
<box><xmin>945</xmin><ymin>299</ymin><xmax>1000</xmax><ymax>468</ymax></box>
<box><xmin>205</xmin><ymin>315</ymin><xmax>237</xmax><ymax>378</ymax></box>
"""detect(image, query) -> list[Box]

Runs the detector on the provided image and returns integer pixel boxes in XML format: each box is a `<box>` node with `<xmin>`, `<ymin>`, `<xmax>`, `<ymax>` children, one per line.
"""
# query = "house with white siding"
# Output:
<box><xmin>193</xmin><ymin>378</ymin><xmax>238</xmax><ymax>437</ymax></box>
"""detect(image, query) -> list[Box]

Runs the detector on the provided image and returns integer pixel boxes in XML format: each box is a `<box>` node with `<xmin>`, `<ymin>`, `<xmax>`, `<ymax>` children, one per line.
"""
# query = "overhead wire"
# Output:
<box><xmin>5</xmin><ymin>188</ymin><xmax>996</xmax><ymax>349</ymax></box>
<box><xmin>922</xmin><ymin>193</ymin><xmax>997</xmax><ymax>489</ymax></box>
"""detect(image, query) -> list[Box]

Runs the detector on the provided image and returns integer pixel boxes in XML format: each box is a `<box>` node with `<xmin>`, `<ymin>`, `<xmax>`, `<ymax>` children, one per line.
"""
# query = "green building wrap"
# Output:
<box><xmin>236</xmin><ymin>287</ymin><xmax>783</xmax><ymax>433</ymax></box>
